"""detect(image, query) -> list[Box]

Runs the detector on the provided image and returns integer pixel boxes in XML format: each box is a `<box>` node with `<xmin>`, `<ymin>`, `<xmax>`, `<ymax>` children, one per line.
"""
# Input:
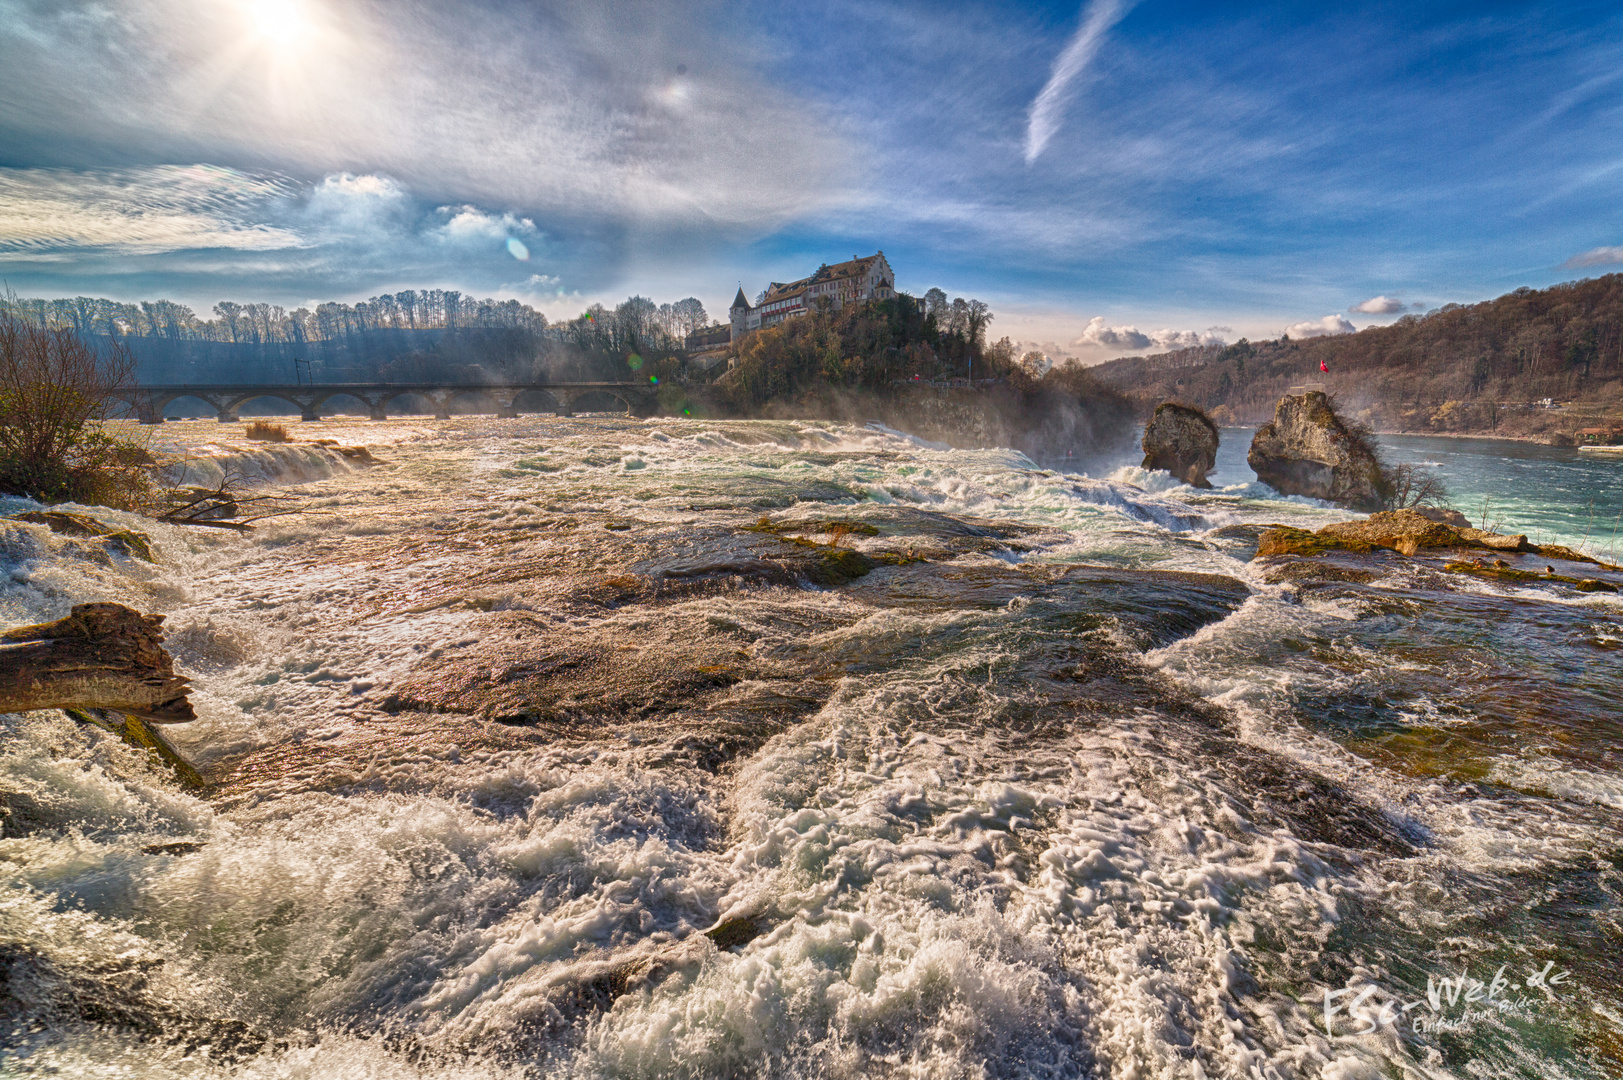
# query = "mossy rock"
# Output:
<box><xmin>1255</xmin><ymin>526</ymin><xmax>1373</xmax><ymax>558</ymax></box>
<box><xmin>11</xmin><ymin>510</ymin><xmax>110</xmax><ymax>537</ymax></box>
<box><xmin>745</xmin><ymin>516</ymin><xmax>880</xmax><ymax>538</ymax></box>
<box><xmin>1443</xmin><ymin>561</ymin><xmax>1618</xmax><ymax>592</ymax></box>
<box><xmin>804</xmin><ymin>547</ymin><xmax>877</xmax><ymax>586</ymax></box>
<box><xmin>103</xmin><ymin>530</ymin><xmax>156</xmax><ymax>562</ymax></box>
<box><xmin>8</xmin><ymin>512</ymin><xmax>155</xmax><ymax>562</ymax></box>
<box><xmin>63</xmin><ymin>708</ymin><xmax>208</xmax><ymax>790</ymax></box>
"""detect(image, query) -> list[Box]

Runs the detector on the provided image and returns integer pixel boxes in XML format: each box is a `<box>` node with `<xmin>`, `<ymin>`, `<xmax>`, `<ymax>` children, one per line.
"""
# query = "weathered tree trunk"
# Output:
<box><xmin>0</xmin><ymin>603</ymin><xmax>194</xmax><ymax>722</ymax></box>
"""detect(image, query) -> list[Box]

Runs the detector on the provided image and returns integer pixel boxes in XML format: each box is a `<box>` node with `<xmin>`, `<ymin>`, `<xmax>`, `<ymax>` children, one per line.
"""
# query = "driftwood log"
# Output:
<box><xmin>0</xmin><ymin>603</ymin><xmax>194</xmax><ymax>722</ymax></box>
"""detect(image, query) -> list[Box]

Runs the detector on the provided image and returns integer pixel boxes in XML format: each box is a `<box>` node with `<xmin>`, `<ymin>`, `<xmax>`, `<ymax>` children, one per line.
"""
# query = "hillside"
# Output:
<box><xmin>1092</xmin><ymin>274</ymin><xmax>1623</xmax><ymax>440</ymax></box>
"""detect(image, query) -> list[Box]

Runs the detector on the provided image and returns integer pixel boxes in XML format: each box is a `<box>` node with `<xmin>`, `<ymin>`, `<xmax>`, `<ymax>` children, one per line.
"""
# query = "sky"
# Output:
<box><xmin>1</xmin><ymin>0</ymin><xmax>1620</xmax><ymax>361</ymax></box>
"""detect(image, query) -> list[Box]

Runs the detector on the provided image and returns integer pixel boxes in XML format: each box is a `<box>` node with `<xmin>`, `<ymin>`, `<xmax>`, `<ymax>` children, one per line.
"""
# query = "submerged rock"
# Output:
<box><xmin>1247</xmin><ymin>391</ymin><xmax>1387</xmax><ymax>510</ymax></box>
<box><xmin>1444</xmin><ymin>561</ymin><xmax>1619</xmax><ymax>592</ymax></box>
<box><xmin>1140</xmin><ymin>402</ymin><xmax>1219</xmax><ymax>488</ymax></box>
<box><xmin>8</xmin><ymin>512</ymin><xmax>156</xmax><ymax>562</ymax></box>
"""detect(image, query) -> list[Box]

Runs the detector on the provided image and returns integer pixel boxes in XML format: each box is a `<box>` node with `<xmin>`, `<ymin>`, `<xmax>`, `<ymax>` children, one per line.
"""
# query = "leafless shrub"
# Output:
<box><xmin>245</xmin><ymin>421</ymin><xmax>290</xmax><ymax>442</ymax></box>
<box><xmin>0</xmin><ymin>303</ymin><xmax>150</xmax><ymax>507</ymax></box>
<box><xmin>1385</xmin><ymin>462</ymin><xmax>1451</xmax><ymax>510</ymax></box>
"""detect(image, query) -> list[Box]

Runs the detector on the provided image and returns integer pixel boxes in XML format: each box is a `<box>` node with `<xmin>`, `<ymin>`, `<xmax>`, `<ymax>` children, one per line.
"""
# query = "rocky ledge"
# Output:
<box><xmin>1254</xmin><ymin>507</ymin><xmax>1621</xmax><ymax>593</ymax></box>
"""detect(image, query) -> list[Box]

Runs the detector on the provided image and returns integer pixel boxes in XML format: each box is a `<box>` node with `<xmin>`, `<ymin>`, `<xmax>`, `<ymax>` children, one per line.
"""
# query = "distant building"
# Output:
<box><xmin>683</xmin><ymin>323</ymin><xmax>733</xmax><ymax>373</ymax></box>
<box><xmin>684</xmin><ymin>323</ymin><xmax>732</xmax><ymax>353</ymax></box>
<box><xmin>729</xmin><ymin>252</ymin><xmax>897</xmax><ymax>342</ymax></box>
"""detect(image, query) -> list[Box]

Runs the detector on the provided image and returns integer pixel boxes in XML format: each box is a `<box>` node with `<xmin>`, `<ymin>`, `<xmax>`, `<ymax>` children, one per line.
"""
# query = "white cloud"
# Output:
<box><xmin>0</xmin><ymin>165</ymin><xmax>303</xmax><ymax>255</ymax></box>
<box><xmin>1350</xmin><ymin>295</ymin><xmax>1405</xmax><ymax>314</ymax></box>
<box><xmin>1563</xmin><ymin>246</ymin><xmax>1623</xmax><ymax>268</ymax></box>
<box><xmin>1074</xmin><ymin>316</ymin><xmax>1224</xmax><ymax>352</ymax></box>
<box><xmin>1149</xmin><ymin>327</ymin><xmax>1225</xmax><ymax>349</ymax></box>
<box><xmin>1026</xmin><ymin>0</ymin><xmax>1136</xmax><ymax>163</ymax></box>
<box><xmin>1285</xmin><ymin>314</ymin><xmax>1356</xmax><ymax>338</ymax></box>
<box><xmin>303</xmin><ymin>172</ymin><xmax>411</xmax><ymax>232</ymax></box>
<box><xmin>432</xmin><ymin>206</ymin><xmax>537</xmax><ymax>246</ymax></box>
<box><xmin>1076</xmin><ymin>316</ymin><xmax>1152</xmax><ymax>350</ymax></box>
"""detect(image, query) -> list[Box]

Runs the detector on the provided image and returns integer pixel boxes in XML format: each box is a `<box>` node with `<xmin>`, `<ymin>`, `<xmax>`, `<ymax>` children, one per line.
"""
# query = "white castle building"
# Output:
<box><xmin>729</xmin><ymin>252</ymin><xmax>897</xmax><ymax>341</ymax></box>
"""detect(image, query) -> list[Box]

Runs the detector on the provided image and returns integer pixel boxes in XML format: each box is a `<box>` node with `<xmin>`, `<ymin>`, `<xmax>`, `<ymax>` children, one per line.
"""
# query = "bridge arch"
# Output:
<box><xmin>438</xmin><ymin>388</ymin><xmax>511</xmax><ymax>418</ymax></box>
<box><xmin>306</xmin><ymin>392</ymin><xmax>372</xmax><ymax>418</ymax></box>
<box><xmin>224</xmin><ymin>392</ymin><xmax>305</xmax><ymax>417</ymax></box>
<box><xmin>377</xmin><ymin>391</ymin><xmax>437</xmax><ymax>417</ymax></box>
<box><xmin>151</xmin><ymin>394</ymin><xmax>222</xmax><ymax>420</ymax></box>
<box><xmin>569</xmin><ymin>389</ymin><xmax>636</xmax><ymax>415</ymax></box>
<box><xmin>511</xmin><ymin>388</ymin><xmax>564</xmax><ymax>415</ymax></box>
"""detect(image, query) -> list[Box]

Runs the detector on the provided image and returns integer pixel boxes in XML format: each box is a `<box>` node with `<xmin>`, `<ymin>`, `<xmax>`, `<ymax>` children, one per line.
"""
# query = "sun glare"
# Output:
<box><xmin>244</xmin><ymin>0</ymin><xmax>309</xmax><ymax>47</ymax></box>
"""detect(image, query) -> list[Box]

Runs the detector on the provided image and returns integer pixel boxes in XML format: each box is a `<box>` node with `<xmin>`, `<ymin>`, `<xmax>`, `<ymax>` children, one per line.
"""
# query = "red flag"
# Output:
<box><xmin>1320</xmin><ymin>360</ymin><xmax>1328</xmax><ymax>373</ymax></box>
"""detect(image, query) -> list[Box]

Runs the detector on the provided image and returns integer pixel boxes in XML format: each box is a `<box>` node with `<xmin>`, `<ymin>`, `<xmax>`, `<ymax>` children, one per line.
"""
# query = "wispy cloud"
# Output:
<box><xmin>0</xmin><ymin>166</ymin><xmax>302</xmax><ymax>255</ymax></box>
<box><xmin>1025</xmin><ymin>0</ymin><xmax>1135</xmax><ymax>164</ymax></box>
<box><xmin>1563</xmin><ymin>246</ymin><xmax>1623</xmax><ymax>269</ymax></box>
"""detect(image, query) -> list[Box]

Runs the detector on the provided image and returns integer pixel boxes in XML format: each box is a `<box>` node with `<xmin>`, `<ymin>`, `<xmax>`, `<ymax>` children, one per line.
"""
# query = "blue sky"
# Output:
<box><xmin>1</xmin><ymin>0</ymin><xmax>1619</xmax><ymax>359</ymax></box>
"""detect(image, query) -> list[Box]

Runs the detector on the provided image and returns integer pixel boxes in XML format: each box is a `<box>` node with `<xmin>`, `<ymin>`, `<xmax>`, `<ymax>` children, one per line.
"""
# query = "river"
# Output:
<box><xmin>1</xmin><ymin>418</ymin><xmax>1619</xmax><ymax>1079</ymax></box>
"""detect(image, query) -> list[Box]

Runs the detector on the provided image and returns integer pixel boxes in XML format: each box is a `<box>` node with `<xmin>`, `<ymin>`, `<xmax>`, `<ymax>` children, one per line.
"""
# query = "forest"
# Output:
<box><xmin>1092</xmin><ymin>274</ymin><xmax>1623</xmax><ymax>436</ymax></box>
<box><xmin>0</xmin><ymin>289</ymin><xmax>714</xmax><ymax>388</ymax></box>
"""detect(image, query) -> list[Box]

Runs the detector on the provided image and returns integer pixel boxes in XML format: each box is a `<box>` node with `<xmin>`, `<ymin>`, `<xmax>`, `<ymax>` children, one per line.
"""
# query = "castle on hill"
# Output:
<box><xmin>727</xmin><ymin>252</ymin><xmax>897</xmax><ymax>342</ymax></box>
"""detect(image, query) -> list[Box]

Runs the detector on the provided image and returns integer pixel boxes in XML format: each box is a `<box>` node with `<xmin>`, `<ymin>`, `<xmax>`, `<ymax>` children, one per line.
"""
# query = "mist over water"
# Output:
<box><xmin>1</xmin><ymin>418</ymin><xmax>1619</xmax><ymax>1079</ymax></box>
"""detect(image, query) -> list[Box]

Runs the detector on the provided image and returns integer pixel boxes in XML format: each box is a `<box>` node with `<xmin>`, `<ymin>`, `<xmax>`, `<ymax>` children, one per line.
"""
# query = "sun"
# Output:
<box><xmin>243</xmin><ymin>0</ymin><xmax>310</xmax><ymax>47</ymax></box>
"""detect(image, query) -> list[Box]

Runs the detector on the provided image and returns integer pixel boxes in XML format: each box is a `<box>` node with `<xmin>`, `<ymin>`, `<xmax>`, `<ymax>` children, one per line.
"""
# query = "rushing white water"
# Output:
<box><xmin>2</xmin><ymin>418</ymin><xmax>1619</xmax><ymax>1079</ymax></box>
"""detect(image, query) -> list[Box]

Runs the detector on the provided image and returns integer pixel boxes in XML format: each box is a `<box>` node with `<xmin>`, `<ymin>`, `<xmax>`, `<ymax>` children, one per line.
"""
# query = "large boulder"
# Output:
<box><xmin>1247</xmin><ymin>392</ymin><xmax>1388</xmax><ymax>510</ymax></box>
<box><xmin>1141</xmin><ymin>402</ymin><xmax>1219</xmax><ymax>488</ymax></box>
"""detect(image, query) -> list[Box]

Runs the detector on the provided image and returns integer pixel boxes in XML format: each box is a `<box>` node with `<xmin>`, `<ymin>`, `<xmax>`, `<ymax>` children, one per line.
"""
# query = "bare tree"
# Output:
<box><xmin>1384</xmin><ymin>463</ymin><xmax>1450</xmax><ymax>510</ymax></box>
<box><xmin>0</xmin><ymin>305</ymin><xmax>148</xmax><ymax>506</ymax></box>
<box><xmin>672</xmin><ymin>297</ymin><xmax>709</xmax><ymax>338</ymax></box>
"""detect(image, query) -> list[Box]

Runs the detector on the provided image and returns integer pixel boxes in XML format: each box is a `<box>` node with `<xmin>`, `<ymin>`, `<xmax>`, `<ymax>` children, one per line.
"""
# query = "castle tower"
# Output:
<box><xmin>729</xmin><ymin>286</ymin><xmax>752</xmax><ymax>341</ymax></box>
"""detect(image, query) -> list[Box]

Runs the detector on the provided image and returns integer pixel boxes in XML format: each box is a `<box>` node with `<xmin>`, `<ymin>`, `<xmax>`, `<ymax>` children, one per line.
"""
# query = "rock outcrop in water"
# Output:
<box><xmin>1247</xmin><ymin>391</ymin><xmax>1387</xmax><ymax>510</ymax></box>
<box><xmin>1253</xmin><ymin>507</ymin><xmax>1623</xmax><ymax>593</ymax></box>
<box><xmin>1140</xmin><ymin>402</ymin><xmax>1219</xmax><ymax>487</ymax></box>
<box><xmin>1255</xmin><ymin>508</ymin><xmax>1529</xmax><ymax>558</ymax></box>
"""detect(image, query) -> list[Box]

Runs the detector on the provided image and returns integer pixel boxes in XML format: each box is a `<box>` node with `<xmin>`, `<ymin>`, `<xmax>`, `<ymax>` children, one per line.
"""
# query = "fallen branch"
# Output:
<box><xmin>156</xmin><ymin>516</ymin><xmax>255</xmax><ymax>532</ymax></box>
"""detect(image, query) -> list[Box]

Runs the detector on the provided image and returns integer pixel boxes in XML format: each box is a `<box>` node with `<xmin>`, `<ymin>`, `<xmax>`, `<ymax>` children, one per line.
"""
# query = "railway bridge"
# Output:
<box><xmin>116</xmin><ymin>382</ymin><xmax>659</xmax><ymax>423</ymax></box>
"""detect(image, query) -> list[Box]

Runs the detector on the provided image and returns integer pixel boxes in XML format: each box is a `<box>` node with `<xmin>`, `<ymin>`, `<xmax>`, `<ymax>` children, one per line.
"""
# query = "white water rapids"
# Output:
<box><xmin>1</xmin><ymin>417</ymin><xmax>1618</xmax><ymax>1079</ymax></box>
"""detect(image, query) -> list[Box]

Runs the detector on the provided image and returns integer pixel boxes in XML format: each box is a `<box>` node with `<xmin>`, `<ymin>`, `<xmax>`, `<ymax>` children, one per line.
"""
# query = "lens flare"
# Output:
<box><xmin>244</xmin><ymin>0</ymin><xmax>308</xmax><ymax>46</ymax></box>
<box><xmin>506</xmin><ymin>238</ymin><xmax>530</xmax><ymax>260</ymax></box>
